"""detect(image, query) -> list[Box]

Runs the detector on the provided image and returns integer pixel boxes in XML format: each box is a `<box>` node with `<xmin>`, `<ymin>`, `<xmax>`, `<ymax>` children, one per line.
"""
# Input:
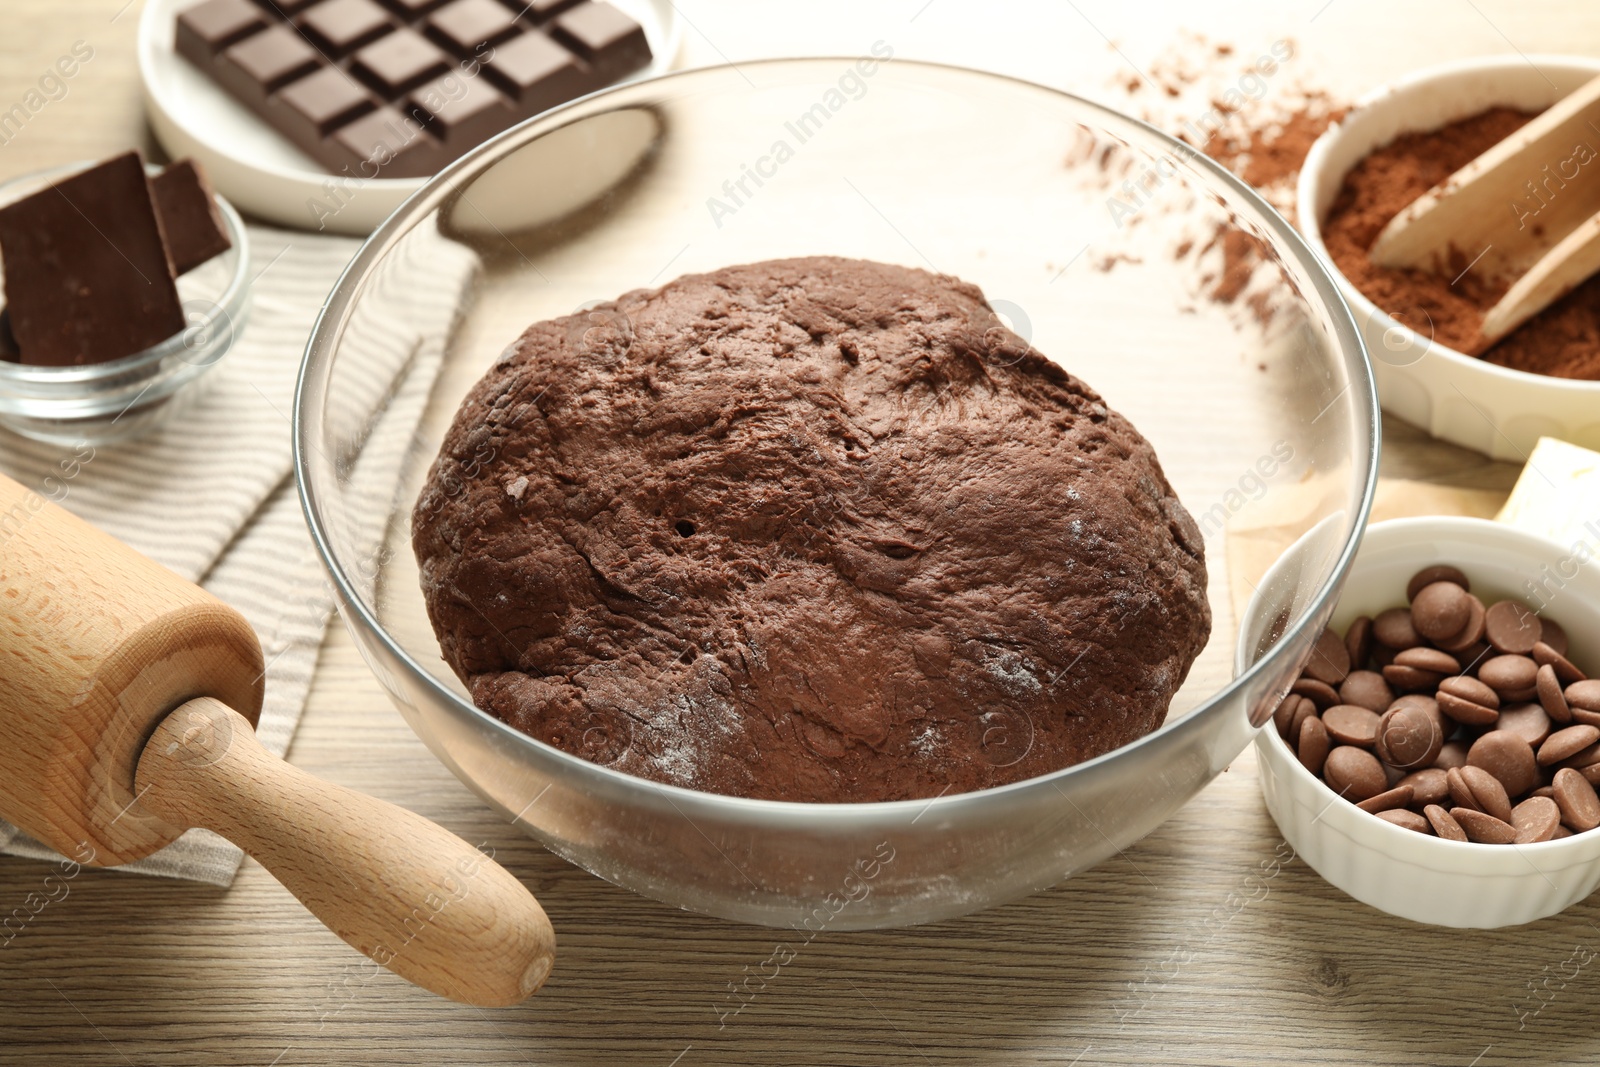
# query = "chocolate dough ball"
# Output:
<box><xmin>413</xmin><ymin>256</ymin><xmax>1210</xmax><ymax>802</ymax></box>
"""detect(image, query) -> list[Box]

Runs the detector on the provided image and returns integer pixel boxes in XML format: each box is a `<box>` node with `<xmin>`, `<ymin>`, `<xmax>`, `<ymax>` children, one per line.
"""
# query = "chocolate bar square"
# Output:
<box><xmin>0</xmin><ymin>153</ymin><xmax>184</xmax><ymax>367</ymax></box>
<box><xmin>484</xmin><ymin>31</ymin><xmax>591</xmax><ymax>111</ymax></box>
<box><xmin>350</xmin><ymin>26</ymin><xmax>451</xmax><ymax>95</ymax></box>
<box><xmin>297</xmin><ymin>0</ymin><xmax>395</xmax><ymax>56</ymax></box>
<box><xmin>333</xmin><ymin>105</ymin><xmax>439</xmax><ymax>173</ymax></box>
<box><xmin>175</xmin><ymin>0</ymin><xmax>268</xmax><ymax>64</ymax></box>
<box><xmin>218</xmin><ymin>24</ymin><xmax>321</xmax><ymax>102</ymax></box>
<box><xmin>277</xmin><ymin>66</ymin><xmax>377</xmax><ymax>141</ymax></box>
<box><xmin>425</xmin><ymin>0</ymin><xmax>524</xmax><ymax>56</ymax></box>
<box><xmin>407</xmin><ymin>71</ymin><xmax>513</xmax><ymax>153</ymax></box>
<box><xmin>552</xmin><ymin>2</ymin><xmax>649</xmax><ymax>80</ymax></box>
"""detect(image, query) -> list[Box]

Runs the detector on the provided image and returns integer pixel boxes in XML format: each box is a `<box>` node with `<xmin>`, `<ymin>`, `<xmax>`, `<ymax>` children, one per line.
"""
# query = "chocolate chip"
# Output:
<box><xmin>1557</xmin><ymin>741</ymin><xmax>1600</xmax><ymax>770</ymax></box>
<box><xmin>1512</xmin><ymin>796</ymin><xmax>1562</xmax><ymax>843</ymax></box>
<box><xmin>1437</xmin><ymin>675</ymin><xmax>1501</xmax><ymax>726</ymax></box>
<box><xmin>1273</xmin><ymin>693</ymin><xmax>1305</xmax><ymax>739</ymax></box>
<box><xmin>1344</xmin><ymin>615</ymin><xmax>1373</xmax><ymax>674</ymax></box>
<box><xmin>1356</xmin><ymin>784</ymin><xmax>1413</xmax><ymax>813</ymax></box>
<box><xmin>1375</xmin><ymin>704</ymin><xmax>1443</xmax><ymax>769</ymax></box>
<box><xmin>1337</xmin><ymin>671</ymin><xmax>1394</xmax><ymax>713</ymax></box>
<box><xmin>1412</xmin><ymin>581</ymin><xmax>1472</xmax><ymax>643</ymax></box>
<box><xmin>1323</xmin><ymin>704</ymin><xmax>1381</xmax><ymax>747</ymax></box>
<box><xmin>1291</xmin><ymin>677</ymin><xmax>1340</xmax><ymax>708</ymax></box>
<box><xmin>1324</xmin><ymin>745</ymin><xmax>1387</xmax><ymax>802</ymax></box>
<box><xmin>1463</xmin><ymin>765</ymin><xmax>1515</xmax><ymax>821</ymax></box>
<box><xmin>1425</xmin><ymin>803</ymin><xmax>1468</xmax><ymax>841</ymax></box>
<box><xmin>1303</xmin><ymin>627</ymin><xmax>1352</xmax><ymax>686</ymax></box>
<box><xmin>1553</xmin><ymin>767</ymin><xmax>1600</xmax><ymax>832</ymax></box>
<box><xmin>1383</xmin><ymin>664</ymin><xmax>1447</xmax><ymax>692</ymax></box>
<box><xmin>1485</xmin><ymin>600</ymin><xmax>1543</xmax><ymax>655</ymax></box>
<box><xmin>1538</xmin><ymin>724</ymin><xmax>1600</xmax><ymax>766</ymax></box>
<box><xmin>1538</xmin><ymin>664</ymin><xmax>1572</xmax><ymax>724</ymax></box>
<box><xmin>1436</xmin><ymin>595</ymin><xmax>1488</xmax><ymax>654</ymax></box>
<box><xmin>1567</xmin><ymin>680</ymin><xmax>1600</xmax><ymax>712</ymax></box>
<box><xmin>1397</xmin><ymin>767</ymin><xmax>1450</xmax><ymax>806</ymax></box>
<box><xmin>1407</xmin><ymin>565</ymin><xmax>1470</xmax><ymax>602</ymax></box>
<box><xmin>1378</xmin><ymin>808</ymin><xmax>1433</xmax><ymax>834</ymax></box>
<box><xmin>1435</xmin><ymin>739</ymin><xmax>1472</xmax><ymax>770</ymax></box>
<box><xmin>1289</xmin><ymin>698</ymin><xmax>1318</xmax><ymax>747</ymax></box>
<box><xmin>1467</xmin><ymin>731</ymin><xmax>1540</xmax><ymax>797</ymax></box>
<box><xmin>1494</xmin><ymin>702</ymin><xmax>1552</xmax><ymax>747</ymax></box>
<box><xmin>1452</xmin><ymin>807</ymin><xmax>1518</xmax><ymax>844</ymax></box>
<box><xmin>1534</xmin><ymin>641</ymin><xmax>1586</xmax><ymax>684</ymax></box>
<box><xmin>1541</xmin><ymin>618</ymin><xmax>1569</xmax><ymax>657</ymax></box>
<box><xmin>1392</xmin><ymin>647</ymin><xmax>1461</xmax><ymax>674</ymax></box>
<box><xmin>1480</xmin><ymin>654</ymin><xmax>1539</xmax><ymax>697</ymax></box>
<box><xmin>1297</xmin><ymin>714</ymin><xmax>1330</xmax><ymax>775</ymax></box>
<box><xmin>1372</xmin><ymin>607</ymin><xmax>1423</xmax><ymax>650</ymax></box>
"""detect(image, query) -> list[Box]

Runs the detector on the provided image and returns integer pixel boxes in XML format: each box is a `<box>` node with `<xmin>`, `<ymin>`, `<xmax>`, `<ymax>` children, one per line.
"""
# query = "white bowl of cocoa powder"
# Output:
<box><xmin>1297</xmin><ymin>55</ymin><xmax>1600</xmax><ymax>461</ymax></box>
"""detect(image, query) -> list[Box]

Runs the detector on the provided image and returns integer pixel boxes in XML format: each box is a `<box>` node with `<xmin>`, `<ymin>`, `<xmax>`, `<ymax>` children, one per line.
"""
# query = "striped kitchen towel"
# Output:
<box><xmin>0</xmin><ymin>224</ymin><xmax>479</xmax><ymax>885</ymax></box>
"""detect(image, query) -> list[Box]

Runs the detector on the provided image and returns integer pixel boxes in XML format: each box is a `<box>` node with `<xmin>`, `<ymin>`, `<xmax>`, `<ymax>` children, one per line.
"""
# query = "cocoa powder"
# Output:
<box><xmin>1323</xmin><ymin>107</ymin><xmax>1600</xmax><ymax>380</ymax></box>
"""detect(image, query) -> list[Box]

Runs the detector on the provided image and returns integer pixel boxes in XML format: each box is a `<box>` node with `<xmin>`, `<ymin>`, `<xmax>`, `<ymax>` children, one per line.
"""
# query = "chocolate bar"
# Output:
<box><xmin>174</xmin><ymin>0</ymin><xmax>653</xmax><ymax>179</ymax></box>
<box><xmin>0</xmin><ymin>152</ymin><xmax>186</xmax><ymax>368</ymax></box>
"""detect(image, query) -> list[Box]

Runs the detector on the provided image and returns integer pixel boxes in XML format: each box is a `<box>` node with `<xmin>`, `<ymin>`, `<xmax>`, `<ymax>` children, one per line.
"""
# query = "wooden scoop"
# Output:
<box><xmin>1369</xmin><ymin>73</ymin><xmax>1600</xmax><ymax>351</ymax></box>
<box><xmin>0</xmin><ymin>472</ymin><xmax>553</xmax><ymax>1006</ymax></box>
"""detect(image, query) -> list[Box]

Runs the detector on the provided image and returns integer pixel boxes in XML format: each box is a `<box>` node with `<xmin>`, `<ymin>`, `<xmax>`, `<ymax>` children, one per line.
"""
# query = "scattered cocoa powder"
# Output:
<box><xmin>1323</xmin><ymin>107</ymin><xmax>1600</xmax><ymax>380</ymax></box>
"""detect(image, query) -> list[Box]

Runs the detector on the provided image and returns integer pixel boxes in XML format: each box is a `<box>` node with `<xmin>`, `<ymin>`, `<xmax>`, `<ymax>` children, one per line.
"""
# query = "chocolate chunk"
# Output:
<box><xmin>173</xmin><ymin>0</ymin><xmax>651</xmax><ymax>178</ymax></box>
<box><xmin>0</xmin><ymin>152</ymin><xmax>183</xmax><ymax>366</ymax></box>
<box><xmin>148</xmin><ymin>159</ymin><xmax>232</xmax><ymax>275</ymax></box>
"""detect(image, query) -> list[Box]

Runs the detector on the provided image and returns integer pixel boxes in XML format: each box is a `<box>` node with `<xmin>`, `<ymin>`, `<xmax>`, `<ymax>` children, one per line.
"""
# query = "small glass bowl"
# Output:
<box><xmin>0</xmin><ymin>161</ymin><xmax>250</xmax><ymax>446</ymax></box>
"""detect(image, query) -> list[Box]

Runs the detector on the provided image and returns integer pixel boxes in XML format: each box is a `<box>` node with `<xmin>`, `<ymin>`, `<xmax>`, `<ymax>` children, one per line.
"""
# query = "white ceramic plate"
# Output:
<box><xmin>138</xmin><ymin>0</ymin><xmax>681</xmax><ymax>235</ymax></box>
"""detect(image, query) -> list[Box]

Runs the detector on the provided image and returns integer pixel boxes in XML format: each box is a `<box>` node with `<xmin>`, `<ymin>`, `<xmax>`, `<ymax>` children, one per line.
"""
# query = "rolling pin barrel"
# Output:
<box><xmin>0</xmin><ymin>472</ymin><xmax>554</xmax><ymax>1006</ymax></box>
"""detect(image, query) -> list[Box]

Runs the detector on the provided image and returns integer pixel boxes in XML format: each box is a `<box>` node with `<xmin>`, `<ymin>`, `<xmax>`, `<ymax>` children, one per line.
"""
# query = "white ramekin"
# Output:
<box><xmin>1250</xmin><ymin>517</ymin><xmax>1600</xmax><ymax>928</ymax></box>
<box><xmin>1297</xmin><ymin>56</ymin><xmax>1600</xmax><ymax>461</ymax></box>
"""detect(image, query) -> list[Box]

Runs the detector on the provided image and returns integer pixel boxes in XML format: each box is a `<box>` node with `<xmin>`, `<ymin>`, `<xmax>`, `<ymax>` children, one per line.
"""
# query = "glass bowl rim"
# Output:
<box><xmin>0</xmin><ymin>160</ymin><xmax>250</xmax><ymax>387</ymax></box>
<box><xmin>294</xmin><ymin>56</ymin><xmax>1381</xmax><ymax>818</ymax></box>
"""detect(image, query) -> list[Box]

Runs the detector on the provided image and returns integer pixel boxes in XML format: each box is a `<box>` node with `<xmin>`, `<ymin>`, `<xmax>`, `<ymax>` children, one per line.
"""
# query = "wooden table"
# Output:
<box><xmin>0</xmin><ymin>2</ymin><xmax>1591</xmax><ymax>1064</ymax></box>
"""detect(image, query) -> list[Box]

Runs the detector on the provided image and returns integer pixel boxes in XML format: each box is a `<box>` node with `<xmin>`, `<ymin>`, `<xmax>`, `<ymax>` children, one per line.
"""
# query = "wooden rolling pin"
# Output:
<box><xmin>0</xmin><ymin>472</ymin><xmax>554</xmax><ymax>1006</ymax></box>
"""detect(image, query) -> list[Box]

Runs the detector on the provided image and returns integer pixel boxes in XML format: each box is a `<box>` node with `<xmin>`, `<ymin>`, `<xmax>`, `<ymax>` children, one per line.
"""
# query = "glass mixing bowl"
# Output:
<box><xmin>296</xmin><ymin>58</ymin><xmax>1378</xmax><ymax>928</ymax></box>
